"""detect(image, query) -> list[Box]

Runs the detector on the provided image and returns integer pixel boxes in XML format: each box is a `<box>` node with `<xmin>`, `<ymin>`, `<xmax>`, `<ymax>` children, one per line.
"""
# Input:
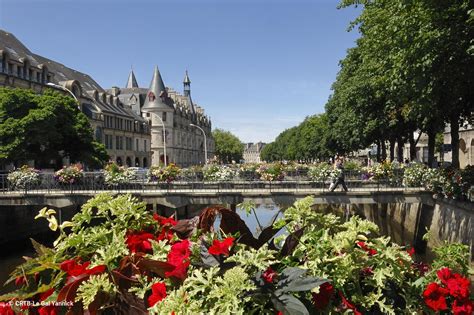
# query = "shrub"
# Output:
<box><xmin>403</xmin><ymin>163</ymin><xmax>427</xmax><ymax>187</ymax></box>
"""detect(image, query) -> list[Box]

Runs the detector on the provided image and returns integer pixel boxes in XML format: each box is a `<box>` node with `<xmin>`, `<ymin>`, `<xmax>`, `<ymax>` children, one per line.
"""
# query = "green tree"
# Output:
<box><xmin>212</xmin><ymin>129</ymin><xmax>244</xmax><ymax>163</ymax></box>
<box><xmin>0</xmin><ymin>88</ymin><xmax>109</xmax><ymax>168</ymax></box>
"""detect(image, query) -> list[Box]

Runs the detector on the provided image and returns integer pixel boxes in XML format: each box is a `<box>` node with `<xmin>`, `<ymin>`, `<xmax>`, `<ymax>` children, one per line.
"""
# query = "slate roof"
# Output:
<box><xmin>141</xmin><ymin>66</ymin><xmax>173</xmax><ymax>112</ymax></box>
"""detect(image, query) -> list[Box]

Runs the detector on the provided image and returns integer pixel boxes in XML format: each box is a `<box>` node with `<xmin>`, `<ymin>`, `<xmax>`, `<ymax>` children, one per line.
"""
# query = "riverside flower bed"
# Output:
<box><xmin>7</xmin><ymin>165</ymin><xmax>41</xmax><ymax>190</ymax></box>
<box><xmin>103</xmin><ymin>162</ymin><xmax>136</xmax><ymax>185</ymax></box>
<box><xmin>54</xmin><ymin>164</ymin><xmax>84</xmax><ymax>185</ymax></box>
<box><xmin>148</xmin><ymin>163</ymin><xmax>181</xmax><ymax>183</ymax></box>
<box><xmin>0</xmin><ymin>195</ymin><xmax>472</xmax><ymax>314</ymax></box>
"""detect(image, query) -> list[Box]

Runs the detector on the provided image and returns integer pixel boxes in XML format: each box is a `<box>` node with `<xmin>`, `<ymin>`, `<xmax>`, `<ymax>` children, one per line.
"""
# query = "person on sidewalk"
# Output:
<box><xmin>329</xmin><ymin>155</ymin><xmax>348</xmax><ymax>192</ymax></box>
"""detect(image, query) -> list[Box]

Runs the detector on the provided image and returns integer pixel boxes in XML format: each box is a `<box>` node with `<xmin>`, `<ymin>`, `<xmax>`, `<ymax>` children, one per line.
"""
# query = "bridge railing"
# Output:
<box><xmin>0</xmin><ymin>170</ymin><xmax>418</xmax><ymax>194</ymax></box>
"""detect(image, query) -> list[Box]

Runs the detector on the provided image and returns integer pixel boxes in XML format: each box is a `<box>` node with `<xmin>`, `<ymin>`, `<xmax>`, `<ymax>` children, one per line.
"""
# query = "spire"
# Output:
<box><xmin>183</xmin><ymin>70</ymin><xmax>191</xmax><ymax>97</ymax></box>
<box><xmin>142</xmin><ymin>66</ymin><xmax>171</xmax><ymax>112</ymax></box>
<box><xmin>183</xmin><ymin>70</ymin><xmax>191</xmax><ymax>84</ymax></box>
<box><xmin>126</xmin><ymin>69</ymin><xmax>139</xmax><ymax>88</ymax></box>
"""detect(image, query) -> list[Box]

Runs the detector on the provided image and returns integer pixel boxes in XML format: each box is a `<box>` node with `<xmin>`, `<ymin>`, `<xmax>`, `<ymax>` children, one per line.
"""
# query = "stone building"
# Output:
<box><xmin>0</xmin><ymin>30</ymin><xmax>151</xmax><ymax>168</ymax></box>
<box><xmin>243</xmin><ymin>142</ymin><xmax>266</xmax><ymax>163</ymax></box>
<box><xmin>443</xmin><ymin>123</ymin><xmax>474</xmax><ymax>168</ymax></box>
<box><xmin>108</xmin><ymin>68</ymin><xmax>214</xmax><ymax>167</ymax></box>
<box><xmin>0</xmin><ymin>29</ymin><xmax>214</xmax><ymax>168</ymax></box>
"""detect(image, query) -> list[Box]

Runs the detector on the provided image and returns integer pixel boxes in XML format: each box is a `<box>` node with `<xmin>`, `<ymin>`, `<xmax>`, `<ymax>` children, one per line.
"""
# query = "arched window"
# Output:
<box><xmin>143</xmin><ymin>157</ymin><xmax>148</xmax><ymax>168</ymax></box>
<box><xmin>126</xmin><ymin>157</ymin><xmax>132</xmax><ymax>167</ymax></box>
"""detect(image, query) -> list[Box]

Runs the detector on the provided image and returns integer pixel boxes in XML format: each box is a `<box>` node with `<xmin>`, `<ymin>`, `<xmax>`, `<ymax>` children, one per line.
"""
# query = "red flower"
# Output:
<box><xmin>126</xmin><ymin>231</ymin><xmax>155</xmax><ymax>253</ymax></box>
<box><xmin>15</xmin><ymin>275</ymin><xmax>26</xmax><ymax>286</ymax></box>
<box><xmin>312</xmin><ymin>282</ymin><xmax>334</xmax><ymax>310</ymax></box>
<box><xmin>38</xmin><ymin>305</ymin><xmax>57</xmax><ymax>315</ymax></box>
<box><xmin>446</xmin><ymin>274</ymin><xmax>471</xmax><ymax>300</ymax></box>
<box><xmin>157</xmin><ymin>228</ymin><xmax>174</xmax><ymax>242</ymax></box>
<box><xmin>147</xmin><ymin>282</ymin><xmax>167</xmax><ymax>307</ymax></box>
<box><xmin>412</xmin><ymin>262</ymin><xmax>429</xmax><ymax>276</ymax></box>
<box><xmin>59</xmin><ymin>259</ymin><xmax>105</xmax><ymax>278</ymax></box>
<box><xmin>208</xmin><ymin>237</ymin><xmax>235</xmax><ymax>257</ymax></box>
<box><xmin>361</xmin><ymin>267</ymin><xmax>374</xmax><ymax>277</ymax></box>
<box><xmin>339</xmin><ymin>291</ymin><xmax>362</xmax><ymax>315</ymax></box>
<box><xmin>167</xmin><ymin>240</ymin><xmax>191</xmax><ymax>265</ymax></box>
<box><xmin>0</xmin><ymin>302</ymin><xmax>15</xmax><ymax>315</ymax></box>
<box><xmin>262</xmin><ymin>267</ymin><xmax>277</xmax><ymax>284</ymax></box>
<box><xmin>452</xmin><ymin>299</ymin><xmax>473</xmax><ymax>315</ymax></box>
<box><xmin>276</xmin><ymin>312</ymin><xmax>283</xmax><ymax>315</ymax></box>
<box><xmin>407</xmin><ymin>247</ymin><xmax>415</xmax><ymax>256</ymax></box>
<box><xmin>423</xmin><ymin>282</ymin><xmax>449</xmax><ymax>311</ymax></box>
<box><xmin>356</xmin><ymin>241</ymin><xmax>377</xmax><ymax>256</ymax></box>
<box><xmin>165</xmin><ymin>263</ymin><xmax>189</xmax><ymax>280</ymax></box>
<box><xmin>165</xmin><ymin>240</ymin><xmax>191</xmax><ymax>280</ymax></box>
<box><xmin>153</xmin><ymin>214</ymin><xmax>177</xmax><ymax>226</ymax></box>
<box><xmin>437</xmin><ymin>267</ymin><xmax>453</xmax><ymax>285</ymax></box>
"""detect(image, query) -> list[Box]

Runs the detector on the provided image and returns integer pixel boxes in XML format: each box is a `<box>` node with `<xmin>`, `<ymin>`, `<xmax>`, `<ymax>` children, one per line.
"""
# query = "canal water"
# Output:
<box><xmin>0</xmin><ymin>203</ymin><xmax>421</xmax><ymax>295</ymax></box>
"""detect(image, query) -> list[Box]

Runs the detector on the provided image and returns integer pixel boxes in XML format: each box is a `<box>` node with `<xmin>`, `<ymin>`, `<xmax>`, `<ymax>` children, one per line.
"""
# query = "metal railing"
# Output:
<box><xmin>0</xmin><ymin>170</ymin><xmax>415</xmax><ymax>194</ymax></box>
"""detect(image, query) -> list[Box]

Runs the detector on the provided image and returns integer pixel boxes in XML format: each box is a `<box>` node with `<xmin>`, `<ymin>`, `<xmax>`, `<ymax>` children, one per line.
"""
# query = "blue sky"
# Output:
<box><xmin>0</xmin><ymin>0</ymin><xmax>361</xmax><ymax>142</ymax></box>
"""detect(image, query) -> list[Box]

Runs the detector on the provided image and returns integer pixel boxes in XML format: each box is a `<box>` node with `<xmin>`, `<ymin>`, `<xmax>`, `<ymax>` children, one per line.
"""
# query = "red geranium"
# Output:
<box><xmin>126</xmin><ymin>231</ymin><xmax>156</xmax><ymax>254</ymax></box>
<box><xmin>452</xmin><ymin>299</ymin><xmax>473</xmax><ymax>315</ymax></box>
<box><xmin>165</xmin><ymin>240</ymin><xmax>191</xmax><ymax>280</ymax></box>
<box><xmin>446</xmin><ymin>274</ymin><xmax>471</xmax><ymax>300</ymax></box>
<box><xmin>0</xmin><ymin>302</ymin><xmax>15</xmax><ymax>315</ymax></box>
<box><xmin>356</xmin><ymin>241</ymin><xmax>377</xmax><ymax>256</ymax></box>
<box><xmin>437</xmin><ymin>267</ymin><xmax>453</xmax><ymax>285</ymax></box>
<box><xmin>423</xmin><ymin>282</ymin><xmax>449</xmax><ymax>311</ymax></box>
<box><xmin>312</xmin><ymin>282</ymin><xmax>334</xmax><ymax>310</ymax></box>
<box><xmin>208</xmin><ymin>237</ymin><xmax>235</xmax><ymax>257</ymax></box>
<box><xmin>38</xmin><ymin>305</ymin><xmax>57</xmax><ymax>315</ymax></box>
<box><xmin>262</xmin><ymin>267</ymin><xmax>277</xmax><ymax>284</ymax></box>
<box><xmin>59</xmin><ymin>259</ymin><xmax>106</xmax><ymax>278</ymax></box>
<box><xmin>153</xmin><ymin>214</ymin><xmax>177</xmax><ymax>226</ymax></box>
<box><xmin>147</xmin><ymin>282</ymin><xmax>167</xmax><ymax>307</ymax></box>
<box><xmin>406</xmin><ymin>247</ymin><xmax>415</xmax><ymax>256</ymax></box>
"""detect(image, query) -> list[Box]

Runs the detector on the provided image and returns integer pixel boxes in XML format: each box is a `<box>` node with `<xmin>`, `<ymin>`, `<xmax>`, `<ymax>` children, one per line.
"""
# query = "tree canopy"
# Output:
<box><xmin>261</xmin><ymin>114</ymin><xmax>330</xmax><ymax>162</ymax></box>
<box><xmin>0</xmin><ymin>88</ymin><xmax>109</xmax><ymax>168</ymax></box>
<box><xmin>212</xmin><ymin>129</ymin><xmax>244</xmax><ymax>163</ymax></box>
<box><xmin>264</xmin><ymin>0</ymin><xmax>473</xmax><ymax>167</ymax></box>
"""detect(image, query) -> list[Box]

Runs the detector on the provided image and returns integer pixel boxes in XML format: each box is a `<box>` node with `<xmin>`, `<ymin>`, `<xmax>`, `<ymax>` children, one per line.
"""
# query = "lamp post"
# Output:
<box><xmin>145</xmin><ymin>111</ymin><xmax>167</xmax><ymax>166</ymax></box>
<box><xmin>46</xmin><ymin>82</ymin><xmax>79</xmax><ymax>105</ymax></box>
<box><xmin>190</xmin><ymin>123</ymin><xmax>207</xmax><ymax>165</ymax></box>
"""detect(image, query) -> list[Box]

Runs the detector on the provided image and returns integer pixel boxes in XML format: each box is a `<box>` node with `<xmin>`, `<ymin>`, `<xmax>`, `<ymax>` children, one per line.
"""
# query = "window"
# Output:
<box><xmin>126</xmin><ymin>137</ymin><xmax>132</xmax><ymax>150</ymax></box>
<box><xmin>116</xmin><ymin>136</ymin><xmax>120</xmax><ymax>150</ymax></box>
<box><xmin>148</xmin><ymin>92</ymin><xmax>156</xmax><ymax>101</ymax></box>
<box><xmin>144</xmin><ymin>140</ymin><xmax>147</xmax><ymax>152</ymax></box>
<box><xmin>162</xmin><ymin>112</ymin><xmax>167</xmax><ymax>122</ymax></box>
<box><xmin>136</xmin><ymin>139</ymin><xmax>139</xmax><ymax>151</ymax></box>
<box><xmin>17</xmin><ymin>66</ymin><xmax>22</xmax><ymax>78</ymax></box>
<box><xmin>36</xmin><ymin>72</ymin><xmax>40</xmax><ymax>82</ymax></box>
<box><xmin>28</xmin><ymin>69</ymin><xmax>33</xmax><ymax>80</ymax></box>
<box><xmin>46</xmin><ymin>74</ymin><xmax>51</xmax><ymax>83</ymax></box>
<box><xmin>8</xmin><ymin>63</ymin><xmax>13</xmax><ymax>74</ymax></box>
<box><xmin>0</xmin><ymin>56</ymin><xmax>3</xmax><ymax>72</ymax></box>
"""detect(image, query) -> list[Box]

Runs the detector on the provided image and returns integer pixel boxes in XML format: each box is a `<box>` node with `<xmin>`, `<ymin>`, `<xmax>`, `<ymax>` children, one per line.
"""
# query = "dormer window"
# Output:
<box><xmin>148</xmin><ymin>92</ymin><xmax>156</xmax><ymax>102</ymax></box>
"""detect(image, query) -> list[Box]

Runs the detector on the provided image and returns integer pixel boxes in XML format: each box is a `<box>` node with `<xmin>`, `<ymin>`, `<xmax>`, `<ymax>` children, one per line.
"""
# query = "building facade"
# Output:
<box><xmin>243</xmin><ymin>142</ymin><xmax>266</xmax><ymax>163</ymax></box>
<box><xmin>108</xmin><ymin>68</ymin><xmax>214</xmax><ymax>167</ymax></box>
<box><xmin>0</xmin><ymin>30</ymin><xmax>214</xmax><ymax>168</ymax></box>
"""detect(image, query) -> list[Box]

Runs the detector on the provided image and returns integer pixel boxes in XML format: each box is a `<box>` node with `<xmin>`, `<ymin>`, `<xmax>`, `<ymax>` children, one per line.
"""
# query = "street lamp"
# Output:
<box><xmin>46</xmin><ymin>82</ymin><xmax>79</xmax><ymax>104</ymax></box>
<box><xmin>145</xmin><ymin>112</ymin><xmax>167</xmax><ymax>166</ymax></box>
<box><xmin>190</xmin><ymin>123</ymin><xmax>207</xmax><ymax>165</ymax></box>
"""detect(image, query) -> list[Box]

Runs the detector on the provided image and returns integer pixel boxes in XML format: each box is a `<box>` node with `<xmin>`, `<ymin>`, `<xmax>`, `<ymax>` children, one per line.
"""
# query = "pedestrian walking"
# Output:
<box><xmin>329</xmin><ymin>155</ymin><xmax>348</xmax><ymax>192</ymax></box>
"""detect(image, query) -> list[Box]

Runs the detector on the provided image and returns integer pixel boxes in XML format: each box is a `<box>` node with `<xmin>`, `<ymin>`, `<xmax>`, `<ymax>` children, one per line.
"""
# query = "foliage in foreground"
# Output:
<box><xmin>0</xmin><ymin>195</ymin><xmax>473</xmax><ymax>314</ymax></box>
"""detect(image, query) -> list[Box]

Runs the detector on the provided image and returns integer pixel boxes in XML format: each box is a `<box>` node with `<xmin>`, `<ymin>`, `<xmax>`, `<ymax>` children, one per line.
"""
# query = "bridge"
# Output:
<box><xmin>0</xmin><ymin>185</ymin><xmax>433</xmax><ymax>208</ymax></box>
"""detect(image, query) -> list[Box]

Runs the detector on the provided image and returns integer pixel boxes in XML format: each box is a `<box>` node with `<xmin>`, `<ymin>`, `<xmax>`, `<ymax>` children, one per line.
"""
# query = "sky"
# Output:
<box><xmin>0</xmin><ymin>0</ymin><xmax>361</xmax><ymax>143</ymax></box>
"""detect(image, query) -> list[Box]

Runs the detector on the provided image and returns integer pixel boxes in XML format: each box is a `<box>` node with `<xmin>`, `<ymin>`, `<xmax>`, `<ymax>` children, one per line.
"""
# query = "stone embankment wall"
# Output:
<box><xmin>325</xmin><ymin>199</ymin><xmax>473</xmax><ymax>263</ymax></box>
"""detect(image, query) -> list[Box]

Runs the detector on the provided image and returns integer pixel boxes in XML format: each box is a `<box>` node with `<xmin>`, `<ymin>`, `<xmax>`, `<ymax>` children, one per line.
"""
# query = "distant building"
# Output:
<box><xmin>243</xmin><ymin>142</ymin><xmax>266</xmax><ymax>163</ymax></box>
<box><xmin>108</xmin><ymin>69</ymin><xmax>214</xmax><ymax>167</ymax></box>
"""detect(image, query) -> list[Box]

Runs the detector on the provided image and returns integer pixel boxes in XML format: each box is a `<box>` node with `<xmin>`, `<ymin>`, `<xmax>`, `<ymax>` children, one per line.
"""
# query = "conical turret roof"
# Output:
<box><xmin>126</xmin><ymin>69</ymin><xmax>139</xmax><ymax>88</ymax></box>
<box><xmin>183</xmin><ymin>70</ymin><xmax>191</xmax><ymax>84</ymax></box>
<box><xmin>142</xmin><ymin>66</ymin><xmax>172</xmax><ymax>112</ymax></box>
